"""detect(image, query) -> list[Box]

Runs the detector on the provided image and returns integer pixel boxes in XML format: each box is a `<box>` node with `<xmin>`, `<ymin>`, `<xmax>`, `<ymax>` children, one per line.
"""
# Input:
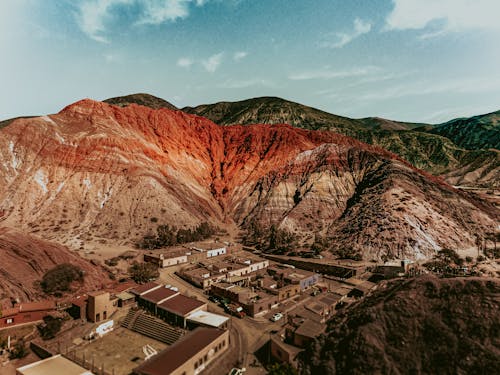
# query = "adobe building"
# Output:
<box><xmin>86</xmin><ymin>291</ymin><xmax>117</xmax><ymax>323</ymax></box>
<box><xmin>134</xmin><ymin>327</ymin><xmax>229</xmax><ymax>375</ymax></box>
<box><xmin>0</xmin><ymin>301</ymin><xmax>56</xmax><ymax>329</ymax></box>
<box><xmin>144</xmin><ymin>248</ymin><xmax>188</xmax><ymax>268</ymax></box>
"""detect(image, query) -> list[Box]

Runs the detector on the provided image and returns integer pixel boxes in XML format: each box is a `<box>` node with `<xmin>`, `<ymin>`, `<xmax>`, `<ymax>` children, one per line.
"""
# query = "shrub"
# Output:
<box><xmin>41</xmin><ymin>264</ymin><xmax>84</xmax><ymax>294</ymax></box>
<box><xmin>37</xmin><ymin>315</ymin><xmax>63</xmax><ymax>340</ymax></box>
<box><xmin>9</xmin><ymin>340</ymin><xmax>27</xmax><ymax>359</ymax></box>
<box><xmin>138</xmin><ymin>222</ymin><xmax>216</xmax><ymax>249</ymax></box>
<box><xmin>129</xmin><ymin>262</ymin><xmax>159</xmax><ymax>283</ymax></box>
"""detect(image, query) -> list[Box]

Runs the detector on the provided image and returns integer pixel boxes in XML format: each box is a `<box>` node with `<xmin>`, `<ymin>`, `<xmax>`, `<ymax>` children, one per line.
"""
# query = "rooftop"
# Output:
<box><xmin>141</xmin><ymin>287</ymin><xmax>179</xmax><ymax>304</ymax></box>
<box><xmin>18</xmin><ymin>300</ymin><xmax>56</xmax><ymax>312</ymax></box>
<box><xmin>134</xmin><ymin>327</ymin><xmax>226</xmax><ymax>375</ymax></box>
<box><xmin>294</xmin><ymin>319</ymin><xmax>326</xmax><ymax>339</ymax></box>
<box><xmin>130</xmin><ymin>282</ymin><xmax>161</xmax><ymax>296</ymax></box>
<box><xmin>115</xmin><ymin>291</ymin><xmax>135</xmax><ymax>300</ymax></box>
<box><xmin>157</xmin><ymin>294</ymin><xmax>206</xmax><ymax>316</ymax></box>
<box><xmin>186</xmin><ymin>310</ymin><xmax>229</xmax><ymax>328</ymax></box>
<box><xmin>87</xmin><ymin>290</ymin><xmax>109</xmax><ymax>297</ymax></box>
<box><xmin>17</xmin><ymin>355</ymin><xmax>94</xmax><ymax>375</ymax></box>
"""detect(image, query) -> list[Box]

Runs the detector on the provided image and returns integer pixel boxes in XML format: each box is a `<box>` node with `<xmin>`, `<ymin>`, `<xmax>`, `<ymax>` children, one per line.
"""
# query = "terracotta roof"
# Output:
<box><xmin>130</xmin><ymin>282</ymin><xmax>161</xmax><ymax>296</ymax></box>
<box><xmin>19</xmin><ymin>300</ymin><xmax>56</xmax><ymax>312</ymax></box>
<box><xmin>134</xmin><ymin>327</ymin><xmax>227</xmax><ymax>375</ymax></box>
<box><xmin>157</xmin><ymin>294</ymin><xmax>206</xmax><ymax>316</ymax></box>
<box><xmin>141</xmin><ymin>287</ymin><xmax>178</xmax><ymax>304</ymax></box>
<box><xmin>1</xmin><ymin>307</ymin><xmax>19</xmax><ymax>317</ymax></box>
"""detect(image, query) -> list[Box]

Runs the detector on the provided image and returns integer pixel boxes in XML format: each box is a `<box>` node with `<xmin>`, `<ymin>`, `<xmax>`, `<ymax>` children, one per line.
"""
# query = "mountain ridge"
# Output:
<box><xmin>0</xmin><ymin>99</ymin><xmax>496</xmax><ymax>262</ymax></box>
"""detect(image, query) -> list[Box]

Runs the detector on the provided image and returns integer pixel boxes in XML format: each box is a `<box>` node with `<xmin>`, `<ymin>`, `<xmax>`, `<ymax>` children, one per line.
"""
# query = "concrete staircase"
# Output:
<box><xmin>122</xmin><ymin>309</ymin><xmax>184</xmax><ymax>345</ymax></box>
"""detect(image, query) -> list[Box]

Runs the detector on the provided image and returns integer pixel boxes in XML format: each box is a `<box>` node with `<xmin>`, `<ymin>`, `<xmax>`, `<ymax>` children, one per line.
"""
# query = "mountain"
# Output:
<box><xmin>104</xmin><ymin>93</ymin><xmax>177</xmax><ymax>110</ymax></box>
<box><xmin>426</xmin><ymin>110</ymin><xmax>500</xmax><ymax>150</ymax></box>
<box><xmin>0</xmin><ymin>227</ymin><xmax>111</xmax><ymax>303</ymax></box>
<box><xmin>183</xmin><ymin>96</ymin><xmax>368</xmax><ymax>134</ymax></box>
<box><xmin>300</xmin><ymin>275</ymin><xmax>500</xmax><ymax>375</ymax></box>
<box><xmin>184</xmin><ymin>97</ymin><xmax>499</xmax><ymax>188</ymax></box>
<box><xmin>0</xmin><ymin>99</ymin><xmax>496</xmax><ymax>261</ymax></box>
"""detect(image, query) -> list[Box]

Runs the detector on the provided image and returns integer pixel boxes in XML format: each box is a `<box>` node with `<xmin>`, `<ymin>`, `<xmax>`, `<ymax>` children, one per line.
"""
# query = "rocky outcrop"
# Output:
<box><xmin>300</xmin><ymin>276</ymin><xmax>500</xmax><ymax>375</ymax></box>
<box><xmin>0</xmin><ymin>99</ymin><xmax>497</xmax><ymax>260</ymax></box>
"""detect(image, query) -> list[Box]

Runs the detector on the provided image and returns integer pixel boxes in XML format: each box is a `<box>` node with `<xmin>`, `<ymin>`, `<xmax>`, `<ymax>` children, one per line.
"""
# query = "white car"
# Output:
<box><xmin>271</xmin><ymin>312</ymin><xmax>283</xmax><ymax>322</ymax></box>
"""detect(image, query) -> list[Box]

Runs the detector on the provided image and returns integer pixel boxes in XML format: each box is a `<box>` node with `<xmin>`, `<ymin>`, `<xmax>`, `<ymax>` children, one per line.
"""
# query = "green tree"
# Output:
<box><xmin>37</xmin><ymin>315</ymin><xmax>63</xmax><ymax>340</ymax></box>
<box><xmin>41</xmin><ymin>264</ymin><xmax>84</xmax><ymax>294</ymax></box>
<box><xmin>129</xmin><ymin>262</ymin><xmax>159</xmax><ymax>283</ymax></box>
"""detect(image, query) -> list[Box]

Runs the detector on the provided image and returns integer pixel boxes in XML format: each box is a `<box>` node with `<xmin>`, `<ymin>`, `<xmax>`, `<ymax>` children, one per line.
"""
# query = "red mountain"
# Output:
<box><xmin>0</xmin><ymin>100</ymin><xmax>496</xmax><ymax>261</ymax></box>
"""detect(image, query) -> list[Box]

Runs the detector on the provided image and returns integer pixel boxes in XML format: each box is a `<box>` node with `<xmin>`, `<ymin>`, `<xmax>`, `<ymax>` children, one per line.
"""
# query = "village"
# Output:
<box><xmin>1</xmin><ymin>233</ymin><xmax>494</xmax><ymax>375</ymax></box>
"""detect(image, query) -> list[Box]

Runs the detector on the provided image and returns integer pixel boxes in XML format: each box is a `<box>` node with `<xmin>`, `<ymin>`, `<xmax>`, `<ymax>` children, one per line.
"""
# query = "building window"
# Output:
<box><xmin>6</xmin><ymin>318</ymin><xmax>13</xmax><ymax>324</ymax></box>
<box><xmin>204</xmin><ymin>354</ymin><xmax>208</xmax><ymax>362</ymax></box>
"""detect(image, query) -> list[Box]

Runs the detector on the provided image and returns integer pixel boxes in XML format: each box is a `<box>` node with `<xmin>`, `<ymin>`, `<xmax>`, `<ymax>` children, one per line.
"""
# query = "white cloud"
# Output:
<box><xmin>319</xmin><ymin>18</ymin><xmax>371</xmax><ymax>48</ymax></box>
<box><xmin>177</xmin><ymin>57</ymin><xmax>194</xmax><ymax>68</ymax></box>
<box><xmin>76</xmin><ymin>0</ymin><xmax>213</xmax><ymax>43</ymax></box>
<box><xmin>233</xmin><ymin>51</ymin><xmax>248</xmax><ymax>61</ymax></box>
<box><xmin>386</xmin><ymin>0</ymin><xmax>500</xmax><ymax>33</ymax></box>
<box><xmin>289</xmin><ymin>66</ymin><xmax>378</xmax><ymax>81</ymax></box>
<box><xmin>202</xmin><ymin>52</ymin><xmax>223</xmax><ymax>73</ymax></box>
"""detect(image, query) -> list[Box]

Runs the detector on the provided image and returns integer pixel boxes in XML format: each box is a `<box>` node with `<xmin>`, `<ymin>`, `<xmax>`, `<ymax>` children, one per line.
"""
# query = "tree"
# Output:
<box><xmin>9</xmin><ymin>340</ymin><xmax>27</xmax><ymax>359</ymax></box>
<box><xmin>37</xmin><ymin>315</ymin><xmax>63</xmax><ymax>340</ymax></box>
<box><xmin>129</xmin><ymin>262</ymin><xmax>159</xmax><ymax>283</ymax></box>
<box><xmin>268</xmin><ymin>362</ymin><xmax>297</xmax><ymax>375</ymax></box>
<box><xmin>41</xmin><ymin>264</ymin><xmax>84</xmax><ymax>294</ymax></box>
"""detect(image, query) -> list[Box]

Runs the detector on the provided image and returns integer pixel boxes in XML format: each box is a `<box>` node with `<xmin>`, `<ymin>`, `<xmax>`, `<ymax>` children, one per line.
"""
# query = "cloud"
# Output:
<box><xmin>177</xmin><ymin>57</ymin><xmax>194</xmax><ymax>68</ymax></box>
<box><xmin>202</xmin><ymin>52</ymin><xmax>223</xmax><ymax>73</ymax></box>
<box><xmin>289</xmin><ymin>66</ymin><xmax>378</xmax><ymax>81</ymax></box>
<box><xmin>233</xmin><ymin>51</ymin><xmax>248</xmax><ymax>61</ymax></box>
<box><xmin>386</xmin><ymin>0</ymin><xmax>500</xmax><ymax>34</ymax></box>
<box><xmin>319</xmin><ymin>18</ymin><xmax>371</xmax><ymax>48</ymax></box>
<box><xmin>76</xmin><ymin>0</ymin><xmax>212</xmax><ymax>42</ymax></box>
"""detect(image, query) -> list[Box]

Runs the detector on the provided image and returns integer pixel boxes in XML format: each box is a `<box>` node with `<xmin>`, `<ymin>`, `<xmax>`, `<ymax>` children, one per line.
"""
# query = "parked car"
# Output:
<box><xmin>229</xmin><ymin>368</ymin><xmax>246</xmax><ymax>375</ymax></box>
<box><xmin>270</xmin><ymin>312</ymin><xmax>283</xmax><ymax>322</ymax></box>
<box><xmin>209</xmin><ymin>295</ymin><xmax>220</xmax><ymax>303</ymax></box>
<box><xmin>227</xmin><ymin>303</ymin><xmax>246</xmax><ymax>318</ymax></box>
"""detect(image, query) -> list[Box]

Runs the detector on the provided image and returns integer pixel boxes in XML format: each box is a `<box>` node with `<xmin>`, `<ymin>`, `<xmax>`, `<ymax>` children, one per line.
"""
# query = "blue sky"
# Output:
<box><xmin>1</xmin><ymin>0</ymin><xmax>500</xmax><ymax>123</ymax></box>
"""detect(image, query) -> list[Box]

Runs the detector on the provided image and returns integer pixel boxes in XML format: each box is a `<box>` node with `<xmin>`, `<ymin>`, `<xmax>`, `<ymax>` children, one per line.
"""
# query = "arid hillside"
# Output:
<box><xmin>0</xmin><ymin>227</ymin><xmax>111</xmax><ymax>303</ymax></box>
<box><xmin>0</xmin><ymin>99</ymin><xmax>497</xmax><ymax>261</ymax></box>
<box><xmin>300</xmin><ymin>275</ymin><xmax>500</xmax><ymax>375</ymax></box>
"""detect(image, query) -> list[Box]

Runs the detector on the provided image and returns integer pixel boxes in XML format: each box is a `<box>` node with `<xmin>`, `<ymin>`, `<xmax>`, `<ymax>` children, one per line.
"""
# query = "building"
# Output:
<box><xmin>116</xmin><ymin>291</ymin><xmax>136</xmax><ymax>307</ymax></box>
<box><xmin>210</xmin><ymin>282</ymin><xmax>279</xmax><ymax>317</ymax></box>
<box><xmin>1</xmin><ymin>301</ymin><xmax>56</xmax><ymax>329</ymax></box>
<box><xmin>86</xmin><ymin>291</ymin><xmax>117</xmax><ymax>323</ymax></box>
<box><xmin>157</xmin><ymin>294</ymin><xmax>207</xmax><ymax>328</ymax></box>
<box><xmin>16</xmin><ymin>355</ymin><xmax>94</xmax><ymax>375</ymax></box>
<box><xmin>259</xmin><ymin>276</ymin><xmax>301</xmax><ymax>301</ymax></box>
<box><xmin>286</xmin><ymin>318</ymin><xmax>326</xmax><ymax>348</ymax></box>
<box><xmin>179</xmin><ymin>267</ymin><xmax>227</xmax><ymax>289</ymax></box>
<box><xmin>270</xmin><ymin>335</ymin><xmax>302</xmax><ymax>368</ymax></box>
<box><xmin>186</xmin><ymin>310</ymin><xmax>229</xmax><ymax>329</ymax></box>
<box><xmin>267</xmin><ymin>266</ymin><xmax>319</xmax><ymax>291</ymax></box>
<box><xmin>134</xmin><ymin>327</ymin><xmax>229</xmax><ymax>375</ymax></box>
<box><xmin>137</xmin><ymin>286</ymin><xmax>180</xmax><ymax>315</ymax></box>
<box><xmin>144</xmin><ymin>249</ymin><xmax>188</xmax><ymax>268</ymax></box>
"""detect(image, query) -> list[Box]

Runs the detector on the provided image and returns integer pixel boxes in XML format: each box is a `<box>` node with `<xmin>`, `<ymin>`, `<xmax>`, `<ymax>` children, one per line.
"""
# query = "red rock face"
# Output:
<box><xmin>0</xmin><ymin>99</ymin><xmax>497</xmax><ymax>260</ymax></box>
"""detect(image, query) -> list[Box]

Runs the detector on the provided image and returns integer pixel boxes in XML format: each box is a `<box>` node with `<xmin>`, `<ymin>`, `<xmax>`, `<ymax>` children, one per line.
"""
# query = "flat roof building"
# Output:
<box><xmin>134</xmin><ymin>327</ymin><xmax>229</xmax><ymax>375</ymax></box>
<box><xmin>186</xmin><ymin>310</ymin><xmax>229</xmax><ymax>329</ymax></box>
<box><xmin>16</xmin><ymin>355</ymin><xmax>94</xmax><ymax>375</ymax></box>
<box><xmin>130</xmin><ymin>282</ymin><xmax>162</xmax><ymax>296</ymax></box>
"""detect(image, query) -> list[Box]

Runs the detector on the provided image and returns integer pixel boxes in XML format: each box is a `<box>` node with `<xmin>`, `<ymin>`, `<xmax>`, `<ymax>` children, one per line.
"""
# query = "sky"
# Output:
<box><xmin>1</xmin><ymin>0</ymin><xmax>500</xmax><ymax>123</ymax></box>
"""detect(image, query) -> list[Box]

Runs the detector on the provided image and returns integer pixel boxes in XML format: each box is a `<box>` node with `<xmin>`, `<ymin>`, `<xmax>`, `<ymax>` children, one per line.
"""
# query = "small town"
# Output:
<box><xmin>0</xmin><ymin>234</ymin><xmax>439</xmax><ymax>375</ymax></box>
